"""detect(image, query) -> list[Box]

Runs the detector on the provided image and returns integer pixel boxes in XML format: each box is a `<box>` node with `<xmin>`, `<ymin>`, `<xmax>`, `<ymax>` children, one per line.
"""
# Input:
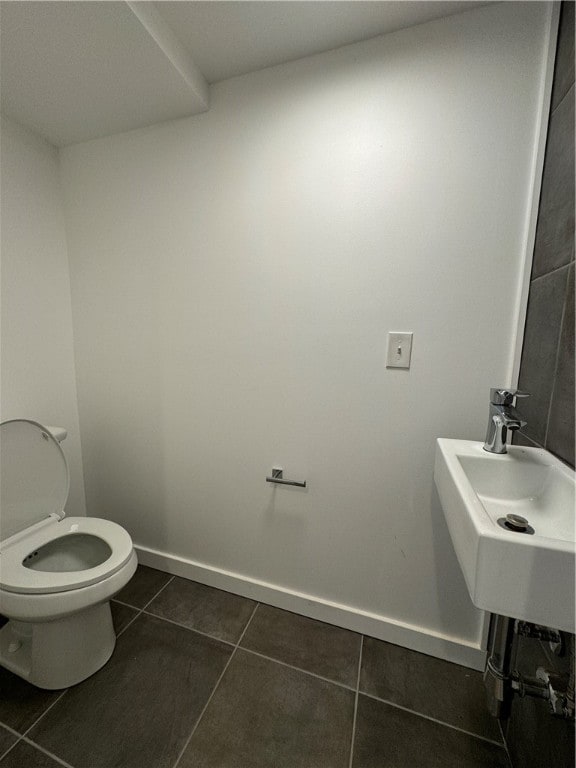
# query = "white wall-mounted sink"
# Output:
<box><xmin>434</xmin><ymin>439</ymin><xmax>575</xmax><ymax>633</ymax></box>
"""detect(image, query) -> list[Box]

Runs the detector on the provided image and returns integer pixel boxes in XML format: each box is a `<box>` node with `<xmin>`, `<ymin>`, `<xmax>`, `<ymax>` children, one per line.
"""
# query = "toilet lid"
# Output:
<box><xmin>0</xmin><ymin>420</ymin><xmax>69</xmax><ymax>542</ymax></box>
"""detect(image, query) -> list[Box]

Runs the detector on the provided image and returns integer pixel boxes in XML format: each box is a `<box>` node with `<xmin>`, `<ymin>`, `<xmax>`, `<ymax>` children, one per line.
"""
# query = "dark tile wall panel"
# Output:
<box><xmin>517</xmin><ymin>0</ymin><xmax>574</xmax><ymax>470</ymax></box>
<box><xmin>547</xmin><ymin>263</ymin><xmax>575</xmax><ymax>466</ymax></box>
<box><xmin>518</xmin><ymin>266</ymin><xmax>568</xmax><ymax>443</ymax></box>
<box><xmin>509</xmin><ymin>4</ymin><xmax>575</xmax><ymax>767</ymax></box>
<box><xmin>531</xmin><ymin>84</ymin><xmax>575</xmax><ymax>278</ymax></box>
<box><xmin>551</xmin><ymin>0</ymin><xmax>575</xmax><ymax>110</ymax></box>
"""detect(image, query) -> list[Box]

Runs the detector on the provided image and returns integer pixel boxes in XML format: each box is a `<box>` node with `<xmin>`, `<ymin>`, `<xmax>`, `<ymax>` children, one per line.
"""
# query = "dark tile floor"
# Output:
<box><xmin>0</xmin><ymin>566</ymin><xmax>511</xmax><ymax>768</ymax></box>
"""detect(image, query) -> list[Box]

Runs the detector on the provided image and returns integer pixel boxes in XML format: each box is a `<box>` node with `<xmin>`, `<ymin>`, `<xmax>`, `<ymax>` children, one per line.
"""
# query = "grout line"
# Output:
<box><xmin>0</xmin><ymin>724</ymin><xmax>21</xmax><ymax>739</ymax></box>
<box><xmin>530</xmin><ymin>260</ymin><xmax>571</xmax><ymax>285</ymax></box>
<box><xmin>235</xmin><ymin>602</ymin><xmax>260</xmax><ymax>648</ymax></box>
<box><xmin>141</xmin><ymin>602</ymin><xmax>357</xmax><ymax>693</ymax></box>
<box><xmin>238</xmin><ymin>646</ymin><xmax>356</xmax><ymax>692</ymax></box>
<box><xmin>172</xmin><ymin>646</ymin><xmax>237</xmax><ymax>756</ymax></box>
<box><xmin>348</xmin><ymin>635</ymin><xmax>363</xmax><ymax>768</ymax></box>
<box><xmin>0</xmin><ymin>727</ymin><xmax>22</xmax><ymax>764</ymax></box>
<box><xmin>360</xmin><ymin>691</ymin><xmax>506</xmax><ymax>748</ymax></box>
<box><xmin>141</xmin><ymin>575</ymin><xmax>175</xmax><ymax>611</ymax></box>
<box><xmin>112</xmin><ymin>576</ymin><xmax>176</xmax><ymax>637</ymax></box>
<box><xmin>171</xmin><ymin>603</ymin><xmax>260</xmax><ymax>768</ymax></box>
<box><xmin>114</xmin><ymin>610</ymin><xmax>140</xmax><ymax>638</ymax></box>
<box><xmin>498</xmin><ymin>719</ymin><xmax>514</xmax><ymax>768</ymax></box>
<box><xmin>141</xmin><ymin>601</ymin><xmax>358</xmax><ymax>693</ymax></box>
<box><xmin>0</xmin><ymin>739</ymin><xmax>21</xmax><ymax>764</ymax></box>
<box><xmin>550</xmin><ymin>80</ymin><xmax>574</xmax><ymax>116</ymax></box>
<box><xmin>0</xmin><ymin>709</ymin><xmax>75</xmax><ymax>768</ymax></box>
<box><xmin>514</xmin><ymin>430</ymin><xmax>541</xmax><ymax>449</ymax></box>
<box><xmin>141</xmin><ymin>609</ymin><xmax>235</xmax><ymax>648</ymax></box>
<box><xmin>21</xmin><ymin>690</ymin><xmax>68</xmax><ymax>738</ymax></box>
<box><xmin>19</xmin><ymin>737</ymin><xmax>77</xmax><ymax>768</ymax></box>
<box><xmin>110</xmin><ymin>597</ymin><xmax>139</xmax><ymax>610</ymax></box>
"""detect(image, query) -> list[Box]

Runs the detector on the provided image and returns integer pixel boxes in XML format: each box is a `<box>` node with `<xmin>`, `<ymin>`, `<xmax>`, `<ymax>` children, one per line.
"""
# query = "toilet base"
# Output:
<box><xmin>0</xmin><ymin>601</ymin><xmax>116</xmax><ymax>689</ymax></box>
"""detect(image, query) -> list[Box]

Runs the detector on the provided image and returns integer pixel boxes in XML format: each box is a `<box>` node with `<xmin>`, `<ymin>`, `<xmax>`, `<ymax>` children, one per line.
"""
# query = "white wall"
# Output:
<box><xmin>60</xmin><ymin>3</ymin><xmax>551</xmax><ymax>665</ymax></box>
<box><xmin>1</xmin><ymin>116</ymin><xmax>86</xmax><ymax>516</ymax></box>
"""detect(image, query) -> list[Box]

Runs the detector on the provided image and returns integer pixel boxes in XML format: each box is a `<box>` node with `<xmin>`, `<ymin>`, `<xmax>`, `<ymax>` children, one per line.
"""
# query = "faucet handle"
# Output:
<box><xmin>490</xmin><ymin>388</ymin><xmax>529</xmax><ymax>405</ymax></box>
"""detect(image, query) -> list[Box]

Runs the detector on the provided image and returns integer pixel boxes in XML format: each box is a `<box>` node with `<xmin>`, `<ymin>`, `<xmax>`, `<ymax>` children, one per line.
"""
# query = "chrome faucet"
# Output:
<box><xmin>483</xmin><ymin>388</ymin><xmax>529</xmax><ymax>454</ymax></box>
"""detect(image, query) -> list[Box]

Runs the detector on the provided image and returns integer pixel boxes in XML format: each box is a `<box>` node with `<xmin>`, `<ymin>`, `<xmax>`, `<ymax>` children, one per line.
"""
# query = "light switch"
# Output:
<box><xmin>386</xmin><ymin>332</ymin><xmax>413</xmax><ymax>369</ymax></box>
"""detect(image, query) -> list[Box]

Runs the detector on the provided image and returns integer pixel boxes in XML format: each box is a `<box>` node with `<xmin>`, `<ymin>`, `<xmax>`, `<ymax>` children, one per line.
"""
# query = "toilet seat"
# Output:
<box><xmin>0</xmin><ymin>420</ymin><xmax>133</xmax><ymax>596</ymax></box>
<box><xmin>0</xmin><ymin>516</ymin><xmax>134</xmax><ymax>595</ymax></box>
<box><xmin>0</xmin><ymin>419</ymin><xmax>70</xmax><ymax>541</ymax></box>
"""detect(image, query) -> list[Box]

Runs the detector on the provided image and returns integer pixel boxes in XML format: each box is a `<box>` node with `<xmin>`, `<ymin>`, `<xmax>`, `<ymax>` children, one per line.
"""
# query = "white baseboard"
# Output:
<box><xmin>135</xmin><ymin>544</ymin><xmax>487</xmax><ymax>671</ymax></box>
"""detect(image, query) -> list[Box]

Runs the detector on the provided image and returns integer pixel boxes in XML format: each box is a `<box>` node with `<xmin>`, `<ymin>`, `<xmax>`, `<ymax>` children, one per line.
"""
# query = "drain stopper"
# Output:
<box><xmin>505</xmin><ymin>513</ymin><xmax>529</xmax><ymax>532</ymax></box>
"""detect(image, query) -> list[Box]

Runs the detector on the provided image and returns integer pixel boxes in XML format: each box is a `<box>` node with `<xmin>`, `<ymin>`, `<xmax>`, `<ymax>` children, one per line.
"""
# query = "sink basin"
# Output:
<box><xmin>434</xmin><ymin>439</ymin><xmax>575</xmax><ymax>633</ymax></box>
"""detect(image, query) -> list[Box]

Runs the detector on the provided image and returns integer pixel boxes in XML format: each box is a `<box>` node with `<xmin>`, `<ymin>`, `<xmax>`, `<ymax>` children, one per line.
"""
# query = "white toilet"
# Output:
<box><xmin>0</xmin><ymin>419</ymin><xmax>138</xmax><ymax>689</ymax></box>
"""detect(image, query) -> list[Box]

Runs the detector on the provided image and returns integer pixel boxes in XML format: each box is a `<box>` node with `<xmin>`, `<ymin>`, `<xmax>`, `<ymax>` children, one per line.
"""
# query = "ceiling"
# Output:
<box><xmin>156</xmin><ymin>1</ymin><xmax>485</xmax><ymax>84</ymax></box>
<box><xmin>0</xmin><ymin>1</ymin><xmax>487</xmax><ymax>147</ymax></box>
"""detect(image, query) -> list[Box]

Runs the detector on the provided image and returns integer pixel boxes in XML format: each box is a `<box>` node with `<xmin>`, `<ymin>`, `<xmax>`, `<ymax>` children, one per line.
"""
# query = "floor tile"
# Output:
<box><xmin>110</xmin><ymin>600</ymin><xmax>139</xmax><ymax>634</ymax></box>
<box><xmin>352</xmin><ymin>695</ymin><xmax>510</xmax><ymax>768</ymax></box>
<box><xmin>28</xmin><ymin>613</ymin><xmax>232</xmax><ymax>768</ymax></box>
<box><xmin>240</xmin><ymin>604</ymin><xmax>361</xmax><ymax>686</ymax></box>
<box><xmin>147</xmin><ymin>577</ymin><xmax>256</xmax><ymax>643</ymax></box>
<box><xmin>360</xmin><ymin>637</ymin><xmax>502</xmax><ymax>743</ymax></box>
<box><xmin>179</xmin><ymin>648</ymin><xmax>354</xmax><ymax>768</ymax></box>
<box><xmin>0</xmin><ymin>665</ymin><xmax>63</xmax><ymax>734</ymax></box>
<box><xmin>0</xmin><ymin>740</ymin><xmax>64</xmax><ymax>768</ymax></box>
<box><xmin>0</xmin><ymin>727</ymin><xmax>17</xmax><ymax>760</ymax></box>
<box><xmin>114</xmin><ymin>564</ymin><xmax>172</xmax><ymax>608</ymax></box>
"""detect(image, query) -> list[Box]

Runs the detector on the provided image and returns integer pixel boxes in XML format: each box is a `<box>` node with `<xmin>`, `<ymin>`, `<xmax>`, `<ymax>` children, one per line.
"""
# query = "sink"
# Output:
<box><xmin>434</xmin><ymin>439</ymin><xmax>575</xmax><ymax>633</ymax></box>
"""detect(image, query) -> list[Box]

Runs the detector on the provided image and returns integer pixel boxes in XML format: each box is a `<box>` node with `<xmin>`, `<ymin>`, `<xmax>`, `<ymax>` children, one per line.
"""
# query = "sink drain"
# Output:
<box><xmin>497</xmin><ymin>514</ymin><xmax>534</xmax><ymax>535</ymax></box>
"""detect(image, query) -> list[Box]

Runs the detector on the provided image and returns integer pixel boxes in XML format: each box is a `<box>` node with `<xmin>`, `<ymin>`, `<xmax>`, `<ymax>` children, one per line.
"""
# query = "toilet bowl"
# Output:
<box><xmin>0</xmin><ymin>419</ymin><xmax>138</xmax><ymax>689</ymax></box>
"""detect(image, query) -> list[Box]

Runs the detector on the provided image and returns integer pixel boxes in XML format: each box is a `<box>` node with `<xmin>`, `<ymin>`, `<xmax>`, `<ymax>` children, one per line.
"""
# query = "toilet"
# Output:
<box><xmin>0</xmin><ymin>419</ymin><xmax>137</xmax><ymax>689</ymax></box>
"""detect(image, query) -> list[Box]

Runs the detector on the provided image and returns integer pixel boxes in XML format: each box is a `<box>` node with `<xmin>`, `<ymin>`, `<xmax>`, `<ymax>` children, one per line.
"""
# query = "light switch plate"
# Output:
<box><xmin>386</xmin><ymin>332</ymin><xmax>413</xmax><ymax>369</ymax></box>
